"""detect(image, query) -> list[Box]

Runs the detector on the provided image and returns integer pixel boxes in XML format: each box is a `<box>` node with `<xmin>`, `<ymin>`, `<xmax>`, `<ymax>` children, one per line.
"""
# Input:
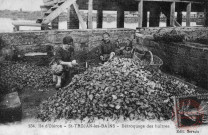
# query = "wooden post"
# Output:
<box><xmin>117</xmin><ymin>4</ymin><xmax>124</xmax><ymax>28</ymax></box>
<box><xmin>138</xmin><ymin>0</ymin><xmax>143</xmax><ymax>28</ymax></box>
<box><xmin>88</xmin><ymin>0</ymin><xmax>93</xmax><ymax>29</ymax></box>
<box><xmin>177</xmin><ymin>11</ymin><xmax>183</xmax><ymax>25</ymax></box>
<box><xmin>149</xmin><ymin>4</ymin><xmax>160</xmax><ymax>27</ymax></box>
<box><xmin>14</xmin><ymin>26</ymin><xmax>19</xmax><ymax>31</ymax></box>
<box><xmin>67</xmin><ymin>6</ymin><xmax>70</xmax><ymax>29</ymax></box>
<box><xmin>170</xmin><ymin>2</ymin><xmax>175</xmax><ymax>27</ymax></box>
<box><xmin>186</xmin><ymin>2</ymin><xmax>191</xmax><ymax>27</ymax></box>
<box><xmin>161</xmin><ymin>3</ymin><xmax>170</xmax><ymax>27</ymax></box>
<box><xmin>142</xmin><ymin>6</ymin><xmax>147</xmax><ymax>27</ymax></box>
<box><xmin>97</xmin><ymin>5</ymin><xmax>103</xmax><ymax>28</ymax></box>
<box><xmin>67</xmin><ymin>5</ymin><xmax>79</xmax><ymax>29</ymax></box>
<box><xmin>73</xmin><ymin>3</ymin><xmax>87</xmax><ymax>29</ymax></box>
<box><xmin>161</xmin><ymin>6</ymin><xmax>170</xmax><ymax>27</ymax></box>
<box><xmin>205</xmin><ymin>2</ymin><xmax>208</xmax><ymax>27</ymax></box>
<box><xmin>167</xmin><ymin>17</ymin><xmax>170</xmax><ymax>27</ymax></box>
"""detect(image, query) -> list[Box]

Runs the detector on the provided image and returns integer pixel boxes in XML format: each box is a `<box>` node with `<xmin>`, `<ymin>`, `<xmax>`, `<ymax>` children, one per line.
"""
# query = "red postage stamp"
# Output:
<box><xmin>173</xmin><ymin>94</ymin><xmax>208</xmax><ymax>130</ymax></box>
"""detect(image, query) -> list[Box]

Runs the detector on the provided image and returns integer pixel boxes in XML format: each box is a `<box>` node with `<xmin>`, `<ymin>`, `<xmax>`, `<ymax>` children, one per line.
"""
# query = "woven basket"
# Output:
<box><xmin>133</xmin><ymin>51</ymin><xmax>163</xmax><ymax>69</ymax></box>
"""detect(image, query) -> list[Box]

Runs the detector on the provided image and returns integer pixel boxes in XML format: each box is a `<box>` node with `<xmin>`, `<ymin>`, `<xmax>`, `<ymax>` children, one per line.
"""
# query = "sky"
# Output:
<box><xmin>0</xmin><ymin>0</ymin><xmax>43</xmax><ymax>11</ymax></box>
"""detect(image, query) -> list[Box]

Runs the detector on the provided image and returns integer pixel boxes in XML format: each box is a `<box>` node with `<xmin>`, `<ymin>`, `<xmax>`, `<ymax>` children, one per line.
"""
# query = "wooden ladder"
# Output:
<box><xmin>41</xmin><ymin>0</ymin><xmax>87</xmax><ymax>29</ymax></box>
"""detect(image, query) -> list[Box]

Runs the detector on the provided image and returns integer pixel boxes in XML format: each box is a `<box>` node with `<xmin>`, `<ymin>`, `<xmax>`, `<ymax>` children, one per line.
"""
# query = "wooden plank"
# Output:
<box><xmin>73</xmin><ymin>3</ymin><xmax>87</xmax><ymax>30</ymax></box>
<box><xmin>138</xmin><ymin>0</ymin><xmax>143</xmax><ymax>27</ymax></box>
<box><xmin>186</xmin><ymin>2</ymin><xmax>191</xmax><ymax>26</ymax></box>
<box><xmin>170</xmin><ymin>2</ymin><xmax>175</xmax><ymax>27</ymax></box>
<box><xmin>42</xmin><ymin>0</ymin><xmax>76</xmax><ymax>24</ymax></box>
<box><xmin>88</xmin><ymin>0</ymin><xmax>93</xmax><ymax>29</ymax></box>
<box><xmin>12</xmin><ymin>22</ymin><xmax>42</xmax><ymax>27</ymax></box>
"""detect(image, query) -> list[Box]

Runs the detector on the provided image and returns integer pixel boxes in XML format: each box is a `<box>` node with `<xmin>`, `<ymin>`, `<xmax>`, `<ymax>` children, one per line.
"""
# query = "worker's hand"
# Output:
<box><xmin>66</xmin><ymin>62</ymin><xmax>73</xmax><ymax>67</ymax></box>
<box><xmin>109</xmin><ymin>52</ymin><xmax>115</xmax><ymax>60</ymax></box>
<box><xmin>71</xmin><ymin>60</ymin><xmax>78</xmax><ymax>66</ymax></box>
<box><xmin>110</xmin><ymin>52</ymin><xmax>115</xmax><ymax>56</ymax></box>
<box><xmin>100</xmin><ymin>56</ymin><xmax>104</xmax><ymax>61</ymax></box>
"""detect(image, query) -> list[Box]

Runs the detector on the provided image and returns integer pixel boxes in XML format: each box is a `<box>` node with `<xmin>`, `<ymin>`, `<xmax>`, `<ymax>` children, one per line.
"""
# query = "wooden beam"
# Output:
<box><xmin>142</xmin><ymin>7</ymin><xmax>147</xmax><ymax>27</ymax></box>
<box><xmin>170</xmin><ymin>2</ymin><xmax>176</xmax><ymax>27</ymax></box>
<box><xmin>67</xmin><ymin>5</ymin><xmax>79</xmax><ymax>29</ymax></box>
<box><xmin>186</xmin><ymin>2</ymin><xmax>191</xmax><ymax>26</ymax></box>
<box><xmin>161</xmin><ymin>4</ymin><xmax>171</xmax><ymax>26</ymax></box>
<box><xmin>97</xmin><ymin>5</ymin><xmax>103</xmax><ymax>28</ymax></box>
<box><xmin>88</xmin><ymin>0</ymin><xmax>93</xmax><ymax>29</ymax></box>
<box><xmin>117</xmin><ymin>5</ymin><xmax>124</xmax><ymax>28</ymax></box>
<box><xmin>73</xmin><ymin>3</ymin><xmax>87</xmax><ymax>30</ymax></box>
<box><xmin>42</xmin><ymin>0</ymin><xmax>76</xmax><ymax>24</ymax></box>
<box><xmin>149</xmin><ymin>3</ymin><xmax>160</xmax><ymax>27</ymax></box>
<box><xmin>138</xmin><ymin>0</ymin><xmax>143</xmax><ymax>27</ymax></box>
<box><xmin>205</xmin><ymin>2</ymin><xmax>208</xmax><ymax>26</ymax></box>
<box><xmin>177</xmin><ymin>11</ymin><xmax>183</xmax><ymax>25</ymax></box>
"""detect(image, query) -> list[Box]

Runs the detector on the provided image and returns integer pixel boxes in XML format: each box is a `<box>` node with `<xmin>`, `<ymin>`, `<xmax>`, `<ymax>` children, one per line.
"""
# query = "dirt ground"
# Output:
<box><xmin>19</xmin><ymin>87</ymin><xmax>57</xmax><ymax>119</ymax></box>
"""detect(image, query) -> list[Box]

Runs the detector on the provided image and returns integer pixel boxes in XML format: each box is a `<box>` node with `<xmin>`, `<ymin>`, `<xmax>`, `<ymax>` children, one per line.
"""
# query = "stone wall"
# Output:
<box><xmin>136</xmin><ymin>27</ymin><xmax>208</xmax><ymax>90</ymax></box>
<box><xmin>0</xmin><ymin>28</ymin><xmax>136</xmax><ymax>63</ymax></box>
<box><xmin>137</xmin><ymin>27</ymin><xmax>208</xmax><ymax>42</ymax></box>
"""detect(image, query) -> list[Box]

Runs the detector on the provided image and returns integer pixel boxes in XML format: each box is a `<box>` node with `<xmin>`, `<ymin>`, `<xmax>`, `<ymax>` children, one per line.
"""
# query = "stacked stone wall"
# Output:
<box><xmin>0</xmin><ymin>28</ymin><xmax>136</xmax><ymax>63</ymax></box>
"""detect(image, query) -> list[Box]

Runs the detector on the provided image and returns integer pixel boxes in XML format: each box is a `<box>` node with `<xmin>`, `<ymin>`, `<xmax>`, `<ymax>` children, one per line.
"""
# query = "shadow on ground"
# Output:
<box><xmin>19</xmin><ymin>87</ymin><xmax>57</xmax><ymax>119</ymax></box>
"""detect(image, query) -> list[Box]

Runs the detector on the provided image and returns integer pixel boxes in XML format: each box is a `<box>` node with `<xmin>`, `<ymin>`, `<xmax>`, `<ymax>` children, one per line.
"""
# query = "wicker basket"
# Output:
<box><xmin>133</xmin><ymin>51</ymin><xmax>163</xmax><ymax>69</ymax></box>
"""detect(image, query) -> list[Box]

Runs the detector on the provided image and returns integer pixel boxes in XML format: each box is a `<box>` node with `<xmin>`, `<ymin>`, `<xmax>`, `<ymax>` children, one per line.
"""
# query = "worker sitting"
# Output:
<box><xmin>50</xmin><ymin>36</ymin><xmax>78</xmax><ymax>89</ymax></box>
<box><xmin>99</xmin><ymin>32</ymin><xmax>117</xmax><ymax>63</ymax></box>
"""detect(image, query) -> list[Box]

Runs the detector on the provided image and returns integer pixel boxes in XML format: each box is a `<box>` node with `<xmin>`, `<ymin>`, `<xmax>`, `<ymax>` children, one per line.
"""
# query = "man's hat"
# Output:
<box><xmin>63</xmin><ymin>36</ymin><xmax>73</xmax><ymax>44</ymax></box>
